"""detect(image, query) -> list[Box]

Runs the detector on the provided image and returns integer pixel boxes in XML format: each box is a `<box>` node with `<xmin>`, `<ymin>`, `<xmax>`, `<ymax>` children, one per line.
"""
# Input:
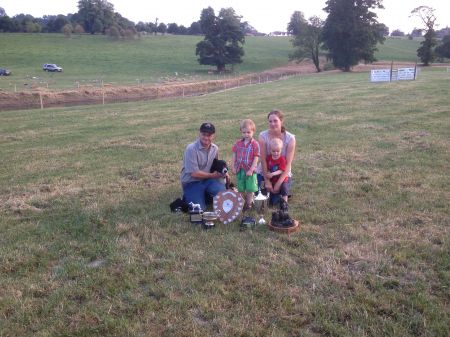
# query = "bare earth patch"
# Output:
<box><xmin>3</xmin><ymin>60</ymin><xmax>425</xmax><ymax>111</ymax></box>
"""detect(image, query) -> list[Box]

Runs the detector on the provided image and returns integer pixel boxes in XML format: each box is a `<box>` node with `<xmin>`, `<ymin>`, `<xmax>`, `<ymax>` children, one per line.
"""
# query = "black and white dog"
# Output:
<box><xmin>210</xmin><ymin>158</ymin><xmax>234</xmax><ymax>190</ymax></box>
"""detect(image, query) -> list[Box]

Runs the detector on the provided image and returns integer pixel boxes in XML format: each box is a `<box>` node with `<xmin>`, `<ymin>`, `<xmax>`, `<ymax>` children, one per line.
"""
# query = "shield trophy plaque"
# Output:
<box><xmin>213</xmin><ymin>190</ymin><xmax>244</xmax><ymax>224</ymax></box>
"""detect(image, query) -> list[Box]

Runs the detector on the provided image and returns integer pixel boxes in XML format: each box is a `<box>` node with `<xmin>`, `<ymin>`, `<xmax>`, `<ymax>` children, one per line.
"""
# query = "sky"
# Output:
<box><xmin>1</xmin><ymin>0</ymin><xmax>449</xmax><ymax>34</ymax></box>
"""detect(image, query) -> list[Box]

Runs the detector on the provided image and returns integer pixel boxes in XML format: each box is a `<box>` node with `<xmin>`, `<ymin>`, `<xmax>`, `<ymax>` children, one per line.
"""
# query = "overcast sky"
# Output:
<box><xmin>1</xmin><ymin>0</ymin><xmax>449</xmax><ymax>34</ymax></box>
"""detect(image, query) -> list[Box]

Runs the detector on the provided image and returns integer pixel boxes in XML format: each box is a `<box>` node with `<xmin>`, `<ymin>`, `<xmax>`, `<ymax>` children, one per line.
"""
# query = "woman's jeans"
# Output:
<box><xmin>257</xmin><ymin>174</ymin><xmax>291</xmax><ymax>205</ymax></box>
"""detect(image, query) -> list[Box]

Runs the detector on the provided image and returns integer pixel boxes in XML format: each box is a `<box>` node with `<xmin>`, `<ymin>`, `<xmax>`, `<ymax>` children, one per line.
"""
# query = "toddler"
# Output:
<box><xmin>232</xmin><ymin>119</ymin><xmax>260</xmax><ymax>210</ymax></box>
<box><xmin>266</xmin><ymin>138</ymin><xmax>289</xmax><ymax>203</ymax></box>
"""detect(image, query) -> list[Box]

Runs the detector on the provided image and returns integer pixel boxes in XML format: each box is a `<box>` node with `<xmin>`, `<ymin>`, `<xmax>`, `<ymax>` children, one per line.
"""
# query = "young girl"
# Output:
<box><xmin>232</xmin><ymin>119</ymin><xmax>260</xmax><ymax>210</ymax></box>
<box><xmin>266</xmin><ymin>138</ymin><xmax>289</xmax><ymax>203</ymax></box>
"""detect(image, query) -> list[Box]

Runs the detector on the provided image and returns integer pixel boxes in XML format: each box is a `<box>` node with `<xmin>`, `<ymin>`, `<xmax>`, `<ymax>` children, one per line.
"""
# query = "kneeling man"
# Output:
<box><xmin>180</xmin><ymin>122</ymin><xmax>227</xmax><ymax>210</ymax></box>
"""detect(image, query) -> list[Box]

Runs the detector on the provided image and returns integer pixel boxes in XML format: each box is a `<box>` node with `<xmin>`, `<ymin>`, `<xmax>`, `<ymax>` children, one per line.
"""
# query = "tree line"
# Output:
<box><xmin>288</xmin><ymin>1</ymin><xmax>450</xmax><ymax>71</ymax></box>
<box><xmin>0</xmin><ymin>1</ymin><xmax>259</xmax><ymax>38</ymax></box>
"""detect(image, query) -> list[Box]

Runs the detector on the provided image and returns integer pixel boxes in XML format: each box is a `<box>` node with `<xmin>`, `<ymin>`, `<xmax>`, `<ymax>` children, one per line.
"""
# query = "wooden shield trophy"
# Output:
<box><xmin>213</xmin><ymin>191</ymin><xmax>244</xmax><ymax>224</ymax></box>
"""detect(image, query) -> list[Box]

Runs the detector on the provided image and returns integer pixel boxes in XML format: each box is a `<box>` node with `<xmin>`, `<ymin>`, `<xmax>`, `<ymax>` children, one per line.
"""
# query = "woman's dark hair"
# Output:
<box><xmin>268</xmin><ymin>109</ymin><xmax>286</xmax><ymax>133</ymax></box>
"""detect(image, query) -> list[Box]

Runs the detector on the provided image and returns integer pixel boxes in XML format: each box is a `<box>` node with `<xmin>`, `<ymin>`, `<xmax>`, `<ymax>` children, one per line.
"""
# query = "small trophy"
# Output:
<box><xmin>254</xmin><ymin>188</ymin><xmax>269</xmax><ymax>225</ymax></box>
<box><xmin>188</xmin><ymin>202</ymin><xmax>203</xmax><ymax>224</ymax></box>
<box><xmin>202</xmin><ymin>212</ymin><xmax>218</xmax><ymax>230</ymax></box>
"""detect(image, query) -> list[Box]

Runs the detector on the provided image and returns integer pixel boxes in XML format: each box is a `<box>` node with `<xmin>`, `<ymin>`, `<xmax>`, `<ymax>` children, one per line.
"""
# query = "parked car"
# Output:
<box><xmin>0</xmin><ymin>68</ymin><xmax>11</xmax><ymax>76</ymax></box>
<box><xmin>43</xmin><ymin>63</ymin><xmax>63</xmax><ymax>72</ymax></box>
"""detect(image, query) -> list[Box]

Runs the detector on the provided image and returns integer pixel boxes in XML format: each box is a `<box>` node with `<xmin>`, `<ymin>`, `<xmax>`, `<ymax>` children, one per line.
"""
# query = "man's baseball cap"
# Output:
<box><xmin>200</xmin><ymin>122</ymin><xmax>215</xmax><ymax>134</ymax></box>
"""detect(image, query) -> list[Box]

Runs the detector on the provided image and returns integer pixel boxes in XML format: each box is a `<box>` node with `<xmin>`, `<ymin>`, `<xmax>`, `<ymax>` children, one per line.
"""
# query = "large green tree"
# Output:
<box><xmin>77</xmin><ymin>0</ymin><xmax>114</xmax><ymax>34</ymax></box>
<box><xmin>289</xmin><ymin>13</ymin><xmax>324</xmax><ymax>72</ymax></box>
<box><xmin>321</xmin><ymin>0</ymin><xmax>385</xmax><ymax>71</ymax></box>
<box><xmin>195</xmin><ymin>7</ymin><xmax>245</xmax><ymax>72</ymax></box>
<box><xmin>435</xmin><ymin>35</ymin><xmax>450</xmax><ymax>59</ymax></box>
<box><xmin>287</xmin><ymin>11</ymin><xmax>306</xmax><ymax>36</ymax></box>
<box><xmin>411</xmin><ymin>6</ymin><xmax>437</xmax><ymax>66</ymax></box>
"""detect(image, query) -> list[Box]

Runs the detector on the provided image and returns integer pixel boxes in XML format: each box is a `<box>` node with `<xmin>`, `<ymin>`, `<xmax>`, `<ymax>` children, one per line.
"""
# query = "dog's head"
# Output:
<box><xmin>210</xmin><ymin>158</ymin><xmax>228</xmax><ymax>175</ymax></box>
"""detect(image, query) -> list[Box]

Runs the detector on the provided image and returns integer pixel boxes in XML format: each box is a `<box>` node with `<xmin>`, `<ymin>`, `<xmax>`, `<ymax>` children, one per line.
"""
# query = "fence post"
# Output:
<box><xmin>102</xmin><ymin>89</ymin><xmax>105</xmax><ymax>105</ymax></box>
<box><xmin>39</xmin><ymin>92</ymin><xmax>44</xmax><ymax>109</ymax></box>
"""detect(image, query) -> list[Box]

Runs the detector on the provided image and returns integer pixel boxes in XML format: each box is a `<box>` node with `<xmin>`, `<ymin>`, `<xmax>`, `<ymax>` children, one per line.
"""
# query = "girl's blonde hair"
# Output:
<box><xmin>240</xmin><ymin>119</ymin><xmax>256</xmax><ymax>132</ymax></box>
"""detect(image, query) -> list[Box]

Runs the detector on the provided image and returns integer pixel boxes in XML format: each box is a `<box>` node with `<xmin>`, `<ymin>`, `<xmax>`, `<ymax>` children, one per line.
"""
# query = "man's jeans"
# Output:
<box><xmin>182</xmin><ymin>179</ymin><xmax>225</xmax><ymax>210</ymax></box>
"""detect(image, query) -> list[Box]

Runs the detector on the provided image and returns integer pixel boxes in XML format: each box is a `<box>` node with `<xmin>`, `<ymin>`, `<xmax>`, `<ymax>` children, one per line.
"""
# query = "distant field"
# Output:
<box><xmin>374</xmin><ymin>36</ymin><xmax>421</xmax><ymax>62</ymax></box>
<box><xmin>1</xmin><ymin>67</ymin><xmax>449</xmax><ymax>336</ymax></box>
<box><xmin>0</xmin><ymin>33</ymin><xmax>292</xmax><ymax>90</ymax></box>
<box><xmin>0</xmin><ymin>33</ymin><xmax>423</xmax><ymax>91</ymax></box>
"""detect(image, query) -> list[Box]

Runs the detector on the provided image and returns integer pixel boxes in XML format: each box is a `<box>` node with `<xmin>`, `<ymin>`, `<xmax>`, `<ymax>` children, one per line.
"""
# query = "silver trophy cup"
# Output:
<box><xmin>202</xmin><ymin>211</ymin><xmax>218</xmax><ymax>229</ymax></box>
<box><xmin>254</xmin><ymin>189</ymin><xmax>269</xmax><ymax>225</ymax></box>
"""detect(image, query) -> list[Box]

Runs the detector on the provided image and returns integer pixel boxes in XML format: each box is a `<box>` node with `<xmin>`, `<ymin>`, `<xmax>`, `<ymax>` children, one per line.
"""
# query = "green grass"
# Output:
<box><xmin>1</xmin><ymin>67</ymin><xmax>449</xmax><ymax>336</ymax></box>
<box><xmin>374</xmin><ymin>37</ymin><xmax>422</xmax><ymax>62</ymax></box>
<box><xmin>0</xmin><ymin>34</ymin><xmax>426</xmax><ymax>91</ymax></box>
<box><xmin>0</xmin><ymin>33</ymin><xmax>292</xmax><ymax>90</ymax></box>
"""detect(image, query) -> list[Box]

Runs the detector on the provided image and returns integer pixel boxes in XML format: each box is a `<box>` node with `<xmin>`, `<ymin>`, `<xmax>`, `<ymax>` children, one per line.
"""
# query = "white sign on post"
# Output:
<box><xmin>397</xmin><ymin>67</ymin><xmax>416</xmax><ymax>80</ymax></box>
<box><xmin>370</xmin><ymin>69</ymin><xmax>391</xmax><ymax>82</ymax></box>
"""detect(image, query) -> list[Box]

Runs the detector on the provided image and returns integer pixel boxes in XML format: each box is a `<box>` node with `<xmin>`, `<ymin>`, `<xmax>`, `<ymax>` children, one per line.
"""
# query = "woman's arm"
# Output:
<box><xmin>269</xmin><ymin>169</ymin><xmax>283</xmax><ymax>178</ymax></box>
<box><xmin>259</xmin><ymin>134</ymin><xmax>273</xmax><ymax>191</ymax></box>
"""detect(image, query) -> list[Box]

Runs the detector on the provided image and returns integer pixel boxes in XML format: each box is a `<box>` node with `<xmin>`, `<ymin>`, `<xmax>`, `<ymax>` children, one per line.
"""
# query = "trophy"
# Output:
<box><xmin>188</xmin><ymin>202</ymin><xmax>203</xmax><ymax>225</ymax></box>
<box><xmin>254</xmin><ymin>188</ymin><xmax>269</xmax><ymax>225</ymax></box>
<box><xmin>202</xmin><ymin>212</ymin><xmax>218</xmax><ymax>230</ymax></box>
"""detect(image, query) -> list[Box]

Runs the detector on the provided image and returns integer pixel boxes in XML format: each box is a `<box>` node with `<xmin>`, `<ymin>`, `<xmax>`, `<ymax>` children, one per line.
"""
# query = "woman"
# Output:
<box><xmin>257</xmin><ymin>110</ymin><xmax>296</xmax><ymax>204</ymax></box>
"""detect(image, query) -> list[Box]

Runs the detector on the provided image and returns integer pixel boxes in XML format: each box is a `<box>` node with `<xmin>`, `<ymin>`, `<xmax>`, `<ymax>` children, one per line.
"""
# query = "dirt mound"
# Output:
<box><xmin>0</xmin><ymin>61</ymin><xmax>321</xmax><ymax>111</ymax></box>
<box><xmin>1</xmin><ymin>61</ymin><xmax>446</xmax><ymax>111</ymax></box>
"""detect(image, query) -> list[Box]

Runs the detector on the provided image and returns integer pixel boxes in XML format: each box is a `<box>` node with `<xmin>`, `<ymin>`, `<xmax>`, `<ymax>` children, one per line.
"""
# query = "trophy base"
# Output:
<box><xmin>202</xmin><ymin>221</ymin><xmax>215</xmax><ymax>230</ymax></box>
<box><xmin>268</xmin><ymin>219</ymin><xmax>300</xmax><ymax>234</ymax></box>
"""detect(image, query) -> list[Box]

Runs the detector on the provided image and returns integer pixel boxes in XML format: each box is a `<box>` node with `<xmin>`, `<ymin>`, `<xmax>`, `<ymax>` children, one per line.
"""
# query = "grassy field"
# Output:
<box><xmin>0</xmin><ymin>33</ymin><xmax>423</xmax><ymax>91</ymax></box>
<box><xmin>1</xmin><ymin>66</ymin><xmax>449</xmax><ymax>336</ymax></box>
<box><xmin>0</xmin><ymin>33</ymin><xmax>292</xmax><ymax>90</ymax></box>
<box><xmin>374</xmin><ymin>37</ymin><xmax>421</xmax><ymax>62</ymax></box>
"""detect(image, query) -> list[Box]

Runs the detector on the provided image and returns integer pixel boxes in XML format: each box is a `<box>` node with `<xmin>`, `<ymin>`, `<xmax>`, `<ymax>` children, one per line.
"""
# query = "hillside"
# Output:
<box><xmin>0</xmin><ymin>34</ymin><xmax>422</xmax><ymax>92</ymax></box>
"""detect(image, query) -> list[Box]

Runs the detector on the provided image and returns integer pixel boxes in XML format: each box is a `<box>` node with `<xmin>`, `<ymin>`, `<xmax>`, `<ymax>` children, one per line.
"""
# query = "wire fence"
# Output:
<box><xmin>0</xmin><ymin>69</ymin><xmax>307</xmax><ymax>111</ymax></box>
